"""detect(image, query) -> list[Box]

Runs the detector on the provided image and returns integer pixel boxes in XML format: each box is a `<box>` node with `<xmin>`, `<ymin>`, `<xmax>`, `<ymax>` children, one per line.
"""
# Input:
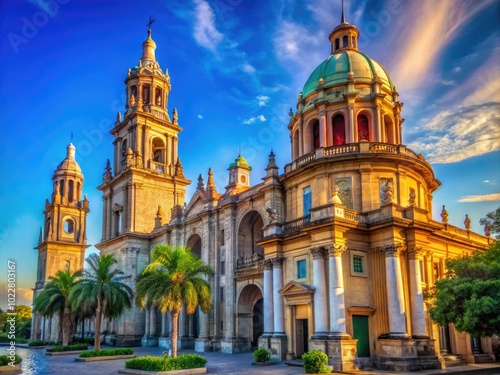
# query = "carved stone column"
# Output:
<box><xmin>408</xmin><ymin>246</ymin><xmax>428</xmax><ymax>338</ymax></box>
<box><xmin>382</xmin><ymin>244</ymin><xmax>408</xmax><ymax>337</ymax></box>
<box><xmin>272</xmin><ymin>257</ymin><xmax>285</xmax><ymax>335</ymax></box>
<box><xmin>328</xmin><ymin>244</ymin><xmax>349</xmax><ymax>336</ymax></box>
<box><xmin>311</xmin><ymin>247</ymin><xmax>328</xmax><ymax>337</ymax></box>
<box><xmin>263</xmin><ymin>259</ymin><xmax>274</xmax><ymax>336</ymax></box>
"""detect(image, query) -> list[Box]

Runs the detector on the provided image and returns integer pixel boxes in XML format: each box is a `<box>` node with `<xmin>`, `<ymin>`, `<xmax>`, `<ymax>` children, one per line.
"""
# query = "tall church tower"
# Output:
<box><xmin>96</xmin><ymin>27</ymin><xmax>190</xmax><ymax>346</ymax></box>
<box><xmin>31</xmin><ymin>143</ymin><xmax>90</xmax><ymax>340</ymax></box>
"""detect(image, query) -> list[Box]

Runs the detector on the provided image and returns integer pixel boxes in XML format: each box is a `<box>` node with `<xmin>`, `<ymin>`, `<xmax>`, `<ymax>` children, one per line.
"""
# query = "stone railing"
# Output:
<box><xmin>149</xmin><ymin>161</ymin><xmax>170</xmax><ymax>175</ymax></box>
<box><xmin>285</xmin><ymin>142</ymin><xmax>424</xmax><ymax>172</ymax></box>
<box><xmin>283</xmin><ymin>214</ymin><xmax>311</xmax><ymax>234</ymax></box>
<box><xmin>444</xmin><ymin>224</ymin><xmax>487</xmax><ymax>243</ymax></box>
<box><xmin>236</xmin><ymin>253</ymin><xmax>263</xmax><ymax>269</ymax></box>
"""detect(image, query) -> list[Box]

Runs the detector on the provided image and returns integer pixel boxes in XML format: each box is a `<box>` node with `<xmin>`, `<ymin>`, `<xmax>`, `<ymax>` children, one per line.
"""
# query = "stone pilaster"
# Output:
<box><xmin>262</xmin><ymin>259</ymin><xmax>274</xmax><ymax>336</ymax></box>
<box><xmin>407</xmin><ymin>246</ymin><xmax>427</xmax><ymax>338</ymax></box>
<box><xmin>272</xmin><ymin>257</ymin><xmax>285</xmax><ymax>335</ymax></box>
<box><xmin>327</xmin><ymin>244</ymin><xmax>349</xmax><ymax>337</ymax></box>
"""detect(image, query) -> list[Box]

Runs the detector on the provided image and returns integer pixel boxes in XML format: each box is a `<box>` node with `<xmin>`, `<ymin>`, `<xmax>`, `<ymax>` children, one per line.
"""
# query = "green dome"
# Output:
<box><xmin>229</xmin><ymin>155</ymin><xmax>252</xmax><ymax>171</ymax></box>
<box><xmin>302</xmin><ymin>50</ymin><xmax>393</xmax><ymax>98</ymax></box>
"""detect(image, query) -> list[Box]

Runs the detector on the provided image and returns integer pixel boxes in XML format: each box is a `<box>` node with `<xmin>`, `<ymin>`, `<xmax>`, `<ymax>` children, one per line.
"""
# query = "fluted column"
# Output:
<box><xmin>311</xmin><ymin>247</ymin><xmax>328</xmax><ymax>337</ymax></box>
<box><xmin>382</xmin><ymin>244</ymin><xmax>408</xmax><ymax>336</ymax></box>
<box><xmin>408</xmin><ymin>246</ymin><xmax>427</xmax><ymax>337</ymax></box>
<box><xmin>328</xmin><ymin>244</ymin><xmax>349</xmax><ymax>336</ymax></box>
<box><xmin>272</xmin><ymin>257</ymin><xmax>285</xmax><ymax>335</ymax></box>
<box><xmin>263</xmin><ymin>259</ymin><xmax>274</xmax><ymax>335</ymax></box>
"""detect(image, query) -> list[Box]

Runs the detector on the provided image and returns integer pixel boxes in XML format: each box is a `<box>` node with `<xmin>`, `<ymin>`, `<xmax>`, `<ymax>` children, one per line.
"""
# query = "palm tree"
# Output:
<box><xmin>135</xmin><ymin>244</ymin><xmax>214</xmax><ymax>357</ymax></box>
<box><xmin>34</xmin><ymin>269</ymin><xmax>82</xmax><ymax>345</ymax></box>
<box><xmin>70</xmin><ymin>253</ymin><xmax>133</xmax><ymax>351</ymax></box>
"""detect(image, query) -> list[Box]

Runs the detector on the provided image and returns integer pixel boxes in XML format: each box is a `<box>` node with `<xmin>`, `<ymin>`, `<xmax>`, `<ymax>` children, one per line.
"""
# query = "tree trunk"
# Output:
<box><xmin>95</xmin><ymin>299</ymin><xmax>102</xmax><ymax>351</ymax></box>
<box><xmin>171</xmin><ymin>310</ymin><xmax>180</xmax><ymax>358</ymax></box>
<box><xmin>62</xmin><ymin>307</ymin><xmax>70</xmax><ymax>346</ymax></box>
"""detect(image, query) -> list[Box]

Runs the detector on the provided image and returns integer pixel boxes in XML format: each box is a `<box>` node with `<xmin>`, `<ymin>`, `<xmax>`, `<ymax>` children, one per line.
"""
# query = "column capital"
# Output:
<box><xmin>379</xmin><ymin>243</ymin><xmax>406</xmax><ymax>257</ymax></box>
<box><xmin>407</xmin><ymin>246</ymin><xmax>425</xmax><ymax>260</ymax></box>
<box><xmin>327</xmin><ymin>244</ymin><xmax>347</xmax><ymax>257</ymax></box>
<box><xmin>263</xmin><ymin>259</ymin><xmax>273</xmax><ymax>270</ymax></box>
<box><xmin>311</xmin><ymin>247</ymin><xmax>327</xmax><ymax>259</ymax></box>
<box><xmin>271</xmin><ymin>256</ymin><xmax>285</xmax><ymax>268</ymax></box>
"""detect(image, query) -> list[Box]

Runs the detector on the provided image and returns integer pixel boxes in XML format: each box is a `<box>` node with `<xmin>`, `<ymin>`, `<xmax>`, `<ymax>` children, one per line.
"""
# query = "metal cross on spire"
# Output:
<box><xmin>147</xmin><ymin>16</ymin><xmax>156</xmax><ymax>29</ymax></box>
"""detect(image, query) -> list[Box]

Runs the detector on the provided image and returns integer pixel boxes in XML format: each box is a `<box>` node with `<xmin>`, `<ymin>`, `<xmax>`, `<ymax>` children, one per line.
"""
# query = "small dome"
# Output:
<box><xmin>302</xmin><ymin>50</ymin><xmax>393</xmax><ymax>98</ymax></box>
<box><xmin>54</xmin><ymin>143</ymin><xmax>83</xmax><ymax>177</ymax></box>
<box><xmin>229</xmin><ymin>155</ymin><xmax>252</xmax><ymax>171</ymax></box>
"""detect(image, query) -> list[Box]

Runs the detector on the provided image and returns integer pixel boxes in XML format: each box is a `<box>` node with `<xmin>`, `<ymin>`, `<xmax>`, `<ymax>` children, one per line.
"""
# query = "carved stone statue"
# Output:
<box><xmin>484</xmin><ymin>222</ymin><xmax>491</xmax><ymax>237</ymax></box>
<box><xmin>441</xmin><ymin>205</ymin><xmax>448</xmax><ymax>224</ymax></box>
<box><xmin>129</xmin><ymin>95</ymin><xmax>136</xmax><ymax>107</ymax></box>
<box><xmin>380</xmin><ymin>180</ymin><xmax>394</xmax><ymax>204</ymax></box>
<box><xmin>464</xmin><ymin>214</ymin><xmax>471</xmax><ymax>230</ymax></box>
<box><xmin>266</xmin><ymin>207</ymin><xmax>277</xmax><ymax>223</ymax></box>
<box><xmin>330</xmin><ymin>185</ymin><xmax>342</xmax><ymax>204</ymax></box>
<box><xmin>408</xmin><ymin>187</ymin><xmax>415</xmax><ymax>206</ymax></box>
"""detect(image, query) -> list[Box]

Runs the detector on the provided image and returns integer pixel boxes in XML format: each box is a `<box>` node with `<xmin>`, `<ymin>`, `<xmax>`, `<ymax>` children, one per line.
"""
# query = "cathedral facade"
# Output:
<box><xmin>33</xmin><ymin>15</ymin><xmax>495</xmax><ymax>372</ymax></box>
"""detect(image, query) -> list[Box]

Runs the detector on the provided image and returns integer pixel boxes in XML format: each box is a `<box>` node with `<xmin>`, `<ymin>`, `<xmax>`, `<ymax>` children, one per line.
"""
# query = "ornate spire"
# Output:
<box><xmin>341</xmin><ymin>0</ymin><xmax>346</xmax><ymax>23</ymax></box>
<box><xmin>175</xmin><ymin>157</ymin><xmax>184</xmax><ymax>177</ymax></box>
<box><xmin>103</xmin><ymin>159</ymin><xmax>112</xmax><ymax>182</ymax></box>
<box><xmin>207</xmin><ymin>168</ymin><xmax>215</xmax><ymax>191</ymax></box>
<box><xmin>197</xmin><ymin>174</ymin><xmax>205</xmax><ymax>191</ymax></box>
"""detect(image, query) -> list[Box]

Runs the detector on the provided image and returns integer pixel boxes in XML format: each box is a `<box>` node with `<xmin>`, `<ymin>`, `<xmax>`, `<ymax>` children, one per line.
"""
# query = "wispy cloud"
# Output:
<box><xmin>243</xmin><ymin>115</ymin><xmax>266</xmax><ymax>125</ymax></box>
<box><xmin>407</xmin><ymin>102</ymin><xmax>500</xmax><ymax>164</ymax></box>
<box><xmin>257</xmin><ymin>95</ymin><xmax>269</xmax><ymax>107</ymax></box>
<box><xmin>197</xmin><ymin>114</ymin><xmax>203</xmax><ymax>119</ymax></box>
<box><xmin>193</xmin><ymin>0</ymin><xmax>223</xmax><ymax>52</ymax></box>
<box><xmin>458</xmin><ymin>193</ymin><xmax>500</xmax><ymax>202</ymax></box>
<box><xmin>242</xmin><ymin>64</ymin><xmax>256</xmax><ymax>74</ymax></box>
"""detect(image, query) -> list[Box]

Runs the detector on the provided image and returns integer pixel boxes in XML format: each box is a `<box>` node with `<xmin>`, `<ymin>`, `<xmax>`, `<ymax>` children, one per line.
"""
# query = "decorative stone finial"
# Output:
<box><xmin>484</xmin><ymin>222</ymin><xmax>491</xmax><ymax>237</ymax></box>
<box><xmin>174</xmin><ymin>157</ymin><xmax>184</xmax><ymax>177</ymax></box>
<box><xmin>289</xmin><ymin>108</ymin><xmax>293</xmax><ymax>118</ymax></box>
<box><xmin>156</xmin><ymin>205</ymin><xmax>163</xmax><ymax>218</ymax></box>
<box><xmin>197</xmin><ymin>174</ymin><xmax>204</xmax><ymax>191</ymax></box>
<box><xmin>440</xmin><ymin>205</ymin><xmax>448</xmax><ymax>224</ymax></box>
<box><xmin>207</xmin><ymin>168</ymin><xmax>215</xmax><ymax>191</ymax></box>
<box><xmin>173</xmin><ymin>108</ymin><xmax>178</xmax><ymax>124</ymax></box>
<box><xmin>464</xmin><ymin>214</ymin><xmax>471</xmax><ymax>231</ymax></box>
<box><xmin>116</xmin><ymin>112</ymin><xmax>122</xmax><ymax>122</ymax></box>
<box><xmin>330</xmin><ymin>185</ymin><xmax>342</xmax><ymax>204</ymax></box>
<box><xmin>103</xmin><ymin>159</ymin><xmax>113</xmax><ymax>182</ymax></box>
<box><xmin>266</xmin><ymin>150</ymin><xmax>277</xmax><ymax>170</ymax></box>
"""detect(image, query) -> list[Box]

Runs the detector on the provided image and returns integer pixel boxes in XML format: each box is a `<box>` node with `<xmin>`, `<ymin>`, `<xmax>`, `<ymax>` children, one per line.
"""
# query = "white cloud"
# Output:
<box><xmin>193</xmin><ymin>0</ymin><xmax>223</xmax><ymax>52</ymax></box>
<box><xmin>242</xmin><ymin>64</ymin><xmax>256</xmax><ymax>74</ymax></box>
<box><xmin>452</xmin><ymin>67</ymin><xmax>461</xmax><ymax>73</ymax></box>
<box><xmin>197</xmin><ymin>114</ymin><xmax>203</xmax><ymax>119</ymax></box>
<box><xmin>458</xmin><ymin>193</ymin><xmax>500</xmax><ymax>203</ymax></box>
<box><xmin>243</xmin><ymin>115</ymin><xmax>267</xmax><ymax>125</ymax></box>
<box><xmin>407</xmin><ymin>102</ymin><xmax>500</xmax><ymax>164</ymax></box>
<box><xmin>257</xmin><ymin>95</ymin><xmax>270</xmax><ymax>107</ymax></box>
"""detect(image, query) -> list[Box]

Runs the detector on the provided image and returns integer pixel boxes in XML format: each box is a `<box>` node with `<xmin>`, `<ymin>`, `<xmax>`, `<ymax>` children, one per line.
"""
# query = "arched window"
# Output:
<box><xmin>352</xmin><ymin>36</ymin><xmax>356</xmax><ymax>48</ymax></box>
<box><xmin>121</xmin><ymin>139</ymin><xmax>128</xmax><ymax>168</ymax></box>
<box><xmin>335</xmin><ymin>38</ymin><xmax>340</xmax><ymax>50</ymax></box>
<box><xmin>384</xmin><ymin>115</ymin><xmax>395</xmax><ymax>144</ymax></box>
<box><xmin>64</xmin><ymin>219</ymin><xmax>74</xmax><ymax>234</ymax></box>
<box><xmin>59</xmin><ymin>180</ymin><xmax>65</xmax><ymax>196</ymax></box>
<box><xmin>68</xmin><ymin>180</ymin><xmax>74</xmax><ymax>202</ymax></box>
<box><xmin>357</xmin><ymin>114</ymin><xmax>369</xmax><ymax>141</ymax></box>
<box><xmin>303</xmin><ymin>187</ymin><xmax>312</xmax><ymax>217</ymax></box>
<box><xmin>76</xmin><ymin>182</ymin><xmax>81</xmax><ymax>201</ymax></box>
<box><xmin>312</xmin><ymin>121</ymin><xmax>320</xmax><ymax>149</ymax></box>
<box><xmin>292</xmin><ymin>129</ymin><xmax>299</xmax><ymax>159</ymax></box>
<box><xmin>45</xmin><ymin>218</ymin><xmax>51</xmax><ymax>240</ymax></box>
<box><xmin>142</xmin><ymin>85</ymin><xmax>151</xmax><ymax>105</ymax></box>
<box><xmin>332</xmin><ymin>114</ymin><xmax>346</xmax><ymax>145</ymax></box>
<box><xmin>155</xmin><ymin>88</ymin><xmax>162</xmax><ymax>106</ymax></box>
<box><xmin>343</xmin><ymin>35</ymin><xmax>348</xmax><ymax>47</ymax></box>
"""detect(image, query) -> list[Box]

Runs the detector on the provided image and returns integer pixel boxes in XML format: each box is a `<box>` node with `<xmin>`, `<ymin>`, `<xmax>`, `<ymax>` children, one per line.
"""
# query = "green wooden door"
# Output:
<box><xmin>352</xmin><ymin>315</ymin><xmax>370</xmax><ymax>357</ymax></box>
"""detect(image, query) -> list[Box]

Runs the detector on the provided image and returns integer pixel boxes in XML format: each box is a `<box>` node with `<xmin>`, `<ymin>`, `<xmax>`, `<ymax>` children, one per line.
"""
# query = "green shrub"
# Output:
<box><xmin>253</xmin><ymin>348</ymin><xmax>270</xmax><ymax>362</ymax></box>
<box><xmin>28</xmin><ymin>339</ymin><xmax>54</xmax><ymax>347</ymax></box>
<box><xmin>47</xmin><ymin>343</ymin><xmax>88</xmax><ymax>352</ymax></box>
<box><xmin>125</xmin><ymin>356</ymin><xmax>168</xmax><ymax>371</ymax></box>
<box><xmin>0</xmin><ymin>355</ymin><xmax>21</xmax><ymax>366</ymax></box>
<box><xmin>70</xmin><ymin>336</ymin><xmax>95</xmax><ymax>345</ymax></box>
<box><xmin>170</xmin><ymin>354</ymin><xmax>207</xmax><ymax>369</ymax></box>
<box><xmin>302</xmin><ymin>350</ymin><xmax>330</xmax><ymax>373</ymax></box>
<box><xmin>125</xmin><ymin>354</ymin><xmax>207</xmax><ymax>371</ymax></box>
<box><xmin>79</xmin><ymin>348</ymin><xmax>133</xmax><ymax>357</ymax></box>
<box><xmin>0</xmin><ymin>333</ymin><xmax>28</xmax><ymax>344</ymax></box>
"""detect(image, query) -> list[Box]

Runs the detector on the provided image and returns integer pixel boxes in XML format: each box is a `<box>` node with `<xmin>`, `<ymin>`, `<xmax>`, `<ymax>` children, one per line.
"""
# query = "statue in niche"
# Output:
<box><xmin>380</xmin><ymin>179</ymin><xmax>394</xmax><ymax>204</ymax></box>
<box><xmin>156</xmin><ymin>95</ymin><xmax>162</xmax><ymax>106</ymax></box>
<box><xmin>330</xmin><ymin>185</ymin><xmax>343</xmax><ymax>204</ymax></box>
<box><xmin>129</xmin><ymin>95</ymin><xmax>136</xmax><ymax>107</ymax></box>
<box><xmin>408</xmin><ymin>187</ymin><xmax>416</xmax><ymax>206</ymax></box>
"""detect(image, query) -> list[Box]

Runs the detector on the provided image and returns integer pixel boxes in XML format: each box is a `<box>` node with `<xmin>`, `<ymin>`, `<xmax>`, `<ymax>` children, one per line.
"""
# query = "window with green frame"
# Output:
<box><xmin>297</xmin><ymin>259</ymin><xmax>307</xmax><ymax>279</ymax></box>
<box><xmin>352</xmin><ymin>256</ymin><xmax>363</xmax><ymax>274</ymax></box>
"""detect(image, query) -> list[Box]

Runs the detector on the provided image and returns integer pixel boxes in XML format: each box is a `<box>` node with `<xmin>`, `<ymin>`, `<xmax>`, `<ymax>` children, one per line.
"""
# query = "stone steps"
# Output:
<box><xmin>443</xmin><ymin>354</ymin><xmax>467</xmax><ymax>367</ymax></box>
<box><xmin>474</xmin><ymin>353</ymin><xmax>494</xmax><ymax>363</ymax></box>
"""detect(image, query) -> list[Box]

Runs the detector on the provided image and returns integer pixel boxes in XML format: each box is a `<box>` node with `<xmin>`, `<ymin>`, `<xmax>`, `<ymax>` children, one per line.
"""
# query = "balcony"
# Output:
<box><xmin>285</xmin><ymin>142</ymin><xmax>424</xmax><ymax>173</ymax></box>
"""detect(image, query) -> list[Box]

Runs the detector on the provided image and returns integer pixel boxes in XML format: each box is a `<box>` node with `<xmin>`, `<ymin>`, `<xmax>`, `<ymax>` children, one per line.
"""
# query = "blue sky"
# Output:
<box><xmin>0</xmin><ymin>0</ymin><xmax>499</xmax><ymax>309</ymax></box>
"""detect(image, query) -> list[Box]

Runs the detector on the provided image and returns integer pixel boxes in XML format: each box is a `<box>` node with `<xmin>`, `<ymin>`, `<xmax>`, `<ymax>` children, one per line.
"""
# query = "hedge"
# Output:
<box><xmin>79</xmin><ymin>348</ymin><xmax>133</xmax><ymax>357</ymax></box>
<box><xmin>125</xmin><ymin>354</ymin><xmax>207</xmax><ymax>371</ymax></box>
<box><xmin>302</xmin><ymin>350</ymin><xmax>331</xmax><ymax>373</ymax></box>
<box><xmin>28</xmin><ymin>339</ymin><xmax>56</xmax><ymax>347</ymax></box>
<box><xmin>0</xmin><ymin>355</ymin><xmax>21</xmax><ymax>366</ymax></box>
<box><xmin>46</xmin><ymin>343</ymin><xmax>89</xmax><ymax>352</ymax></box>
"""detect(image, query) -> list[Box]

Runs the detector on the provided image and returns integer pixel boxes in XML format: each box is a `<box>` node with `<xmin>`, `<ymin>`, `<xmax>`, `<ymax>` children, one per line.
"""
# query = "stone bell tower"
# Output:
<box><xmin>31</xmin><ymin>143</ymin><xmax>90</xmax><ymax>341</ymax></box>
<box><xmin>96</xmin><ymin>26</ymin><xmax>191</xmax><ymax>346</ymax></box>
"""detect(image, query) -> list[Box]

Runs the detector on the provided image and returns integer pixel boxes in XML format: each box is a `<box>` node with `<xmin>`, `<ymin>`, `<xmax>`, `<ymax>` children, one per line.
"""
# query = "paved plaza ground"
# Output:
<box><xmin>5</xmin><ymin>344</ymin><xmax>500</xmax><ymax>375</ymax></box>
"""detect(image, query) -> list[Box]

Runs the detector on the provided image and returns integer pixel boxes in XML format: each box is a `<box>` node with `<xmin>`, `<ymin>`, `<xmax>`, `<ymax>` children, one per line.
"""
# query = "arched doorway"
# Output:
<box><xmin>237</xmin><ymin>284</ymin><xmax>263</xmax><ymax>348</ymax></box>
<box><xmin>186</xmin><ymin>234</ymin><xmax>202</xmax><ymax>258</ymax></box>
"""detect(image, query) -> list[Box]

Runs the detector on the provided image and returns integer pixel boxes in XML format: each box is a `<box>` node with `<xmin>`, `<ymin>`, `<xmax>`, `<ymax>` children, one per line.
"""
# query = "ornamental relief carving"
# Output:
<box><xmin>326</xmin><ymin>244</ymin><xmax>347</xmax><ymax>257</ymax></box>
<box><xmin>271</xmin><ymin>256</ymin><xmax>285</xmax><ymax>268</ymax></box>
<box><xmin>407</xmin><ymin>246</ymin><xmax>425</xmax><ymax>260</ymax></box>
<box><xmin>379</xmin><ymin>243</ymin><xmax>406</xmax><ymax>257</ymax></box>
<box><xmin>310</xmin><ymin>247</ymin><xmax>328</xmax><ymax>259</ymax></box>
<box><xmin>263</xmin><ymin>259</ymin><xmax>273</xmax><ymax>270</ymax></box>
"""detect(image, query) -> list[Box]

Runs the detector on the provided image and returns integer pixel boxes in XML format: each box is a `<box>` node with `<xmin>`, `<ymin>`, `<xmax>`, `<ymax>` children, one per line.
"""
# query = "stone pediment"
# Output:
<box><xmin>279</xmin><ymin>281</ymin><xmax>314</xmax><ymax>297</ymax></box>
<box><xmin>184</xmin><ymin>193</ymin><xmax>206</xmax><ymax>217</ymax></box>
